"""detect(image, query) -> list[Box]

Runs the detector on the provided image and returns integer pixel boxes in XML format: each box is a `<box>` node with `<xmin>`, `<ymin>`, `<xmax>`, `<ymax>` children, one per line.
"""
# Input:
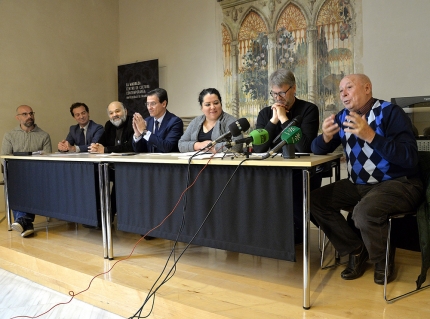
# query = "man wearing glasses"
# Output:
<box><xmin>253</xmin><ymin>69</ymin><xmax>320</xmax><ymax>244</ymax></box>
<box><xmin>1</xmin><ymin>105</ymin><xmax>52</xmax><ymax>237</ymax></box>
<box><xmin>131</xmin><ymin>88</ymin><xmax>183</xmax><ymax>153</ymax></box>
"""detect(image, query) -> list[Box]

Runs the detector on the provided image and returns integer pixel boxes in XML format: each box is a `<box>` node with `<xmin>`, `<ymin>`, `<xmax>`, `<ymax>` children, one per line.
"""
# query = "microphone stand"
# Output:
<box><xmin>243</xmin><ymin>142</ymin><xmax>252</xmax><ymax>159</ymax></box>
<box><xmin>221</xmin><ymin>141</ymin><xmax>240</xmax><ymax>160</ymax></box>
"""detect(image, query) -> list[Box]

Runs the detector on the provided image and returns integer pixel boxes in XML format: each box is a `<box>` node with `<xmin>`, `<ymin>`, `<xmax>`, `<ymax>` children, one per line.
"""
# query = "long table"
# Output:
<box><xmin>102</xmin><ymin>152</ymin><xmax>342</xmax><ymax>310</ymax></box>
<box><xmin>1</xmin><ymin>154</ymin><xmax>111</xmax><ymax>258</ymax></box>
<box><xmin>2</xmin><ymin>152</ymin><xmax>342</xmax><ymax>310</ymax></box>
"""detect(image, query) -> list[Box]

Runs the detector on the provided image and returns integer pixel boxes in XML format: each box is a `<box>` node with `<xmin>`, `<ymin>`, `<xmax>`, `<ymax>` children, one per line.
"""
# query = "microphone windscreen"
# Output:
<box><xmin>281</xmin><ymin>126</ymin><xmax>302</xmax><ymax>144</ymax></box>
<box><xmin>228</xmin><ymin>118</ymin><xmax>250</xmax><ymax>136</ymax></box>
<box><xmin>249</xmin><ymin>129</ymin><xmax>269</xmax><ymax>145</ymax></box>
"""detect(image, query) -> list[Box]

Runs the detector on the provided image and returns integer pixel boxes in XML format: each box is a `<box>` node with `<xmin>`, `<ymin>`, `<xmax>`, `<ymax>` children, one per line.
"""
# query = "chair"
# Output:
<box><xmin>384</xmin><ymin>151</ymin><xmax>430</xmax><ymax>302</ymax></box>
<box><xmin>319</xmin><ymin>151</ymin><xmax>430</xmax><ymax>302</ymax></box>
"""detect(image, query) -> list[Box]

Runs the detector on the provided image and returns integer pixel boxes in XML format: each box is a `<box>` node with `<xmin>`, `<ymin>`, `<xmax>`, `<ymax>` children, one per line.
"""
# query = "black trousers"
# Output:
<box><xmin>311</xmin><ymin>176</ymin><xmax>423</xmax><ymax>263</ymax></box>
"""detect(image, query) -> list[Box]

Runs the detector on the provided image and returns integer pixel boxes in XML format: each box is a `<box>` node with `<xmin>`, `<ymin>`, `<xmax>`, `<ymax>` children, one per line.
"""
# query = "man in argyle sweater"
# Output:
<box><xmin>310</xmin><ymin>74</ymin><xmax>423</xmax><ymax>284</ymax></box>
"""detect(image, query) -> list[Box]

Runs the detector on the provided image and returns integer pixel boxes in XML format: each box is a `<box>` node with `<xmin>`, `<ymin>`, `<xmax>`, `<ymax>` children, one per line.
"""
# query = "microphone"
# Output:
<box><xmin>204</xmin><ymin>118</ymin><xmax>250</xmax><ymax>148</ymax></box>
<box><xmin>262</xmin><ymin>126</ymin><xmax>302</xmax><ymax>159</ymax></box>
<box><xmin>226</xmin><ymin>129</ymin><xmax>269</xmax><ymax>147</ymax></box>
<box><xmin>273</xmin><ymin>115</ymin><xmax>303</xmax><ymax>144</ymax></box>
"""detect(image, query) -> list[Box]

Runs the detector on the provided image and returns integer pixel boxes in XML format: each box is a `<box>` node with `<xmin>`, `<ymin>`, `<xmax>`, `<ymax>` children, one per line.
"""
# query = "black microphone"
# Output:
<box><xmin>203</xmin><ymin>118</ymin><xmax>250</xmax><ymax>148</ymax></box>
<box><xmin>262</xmin><ymin>126</ymin><xmax>302</xmax><ymax>159</ymax></box>
<box><xmin>273</xmin><ymin>115</ymin><xmax>303</xmax><ymax>144</ymax></box>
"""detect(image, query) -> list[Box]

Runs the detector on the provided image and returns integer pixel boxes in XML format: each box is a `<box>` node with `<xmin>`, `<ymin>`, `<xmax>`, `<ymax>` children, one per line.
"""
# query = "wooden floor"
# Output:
<box><xmin>1</xmin><ymin>215</ymin><xmax>430</xmax><ymax>319</ymax></box>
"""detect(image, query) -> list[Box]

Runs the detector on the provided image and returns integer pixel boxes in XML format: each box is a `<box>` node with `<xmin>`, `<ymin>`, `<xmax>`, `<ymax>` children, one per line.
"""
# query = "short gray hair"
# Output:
<box><xmin>269</xmin><ymin>69</ymin><xmax>296</xmax><ymax>87</ymax></box>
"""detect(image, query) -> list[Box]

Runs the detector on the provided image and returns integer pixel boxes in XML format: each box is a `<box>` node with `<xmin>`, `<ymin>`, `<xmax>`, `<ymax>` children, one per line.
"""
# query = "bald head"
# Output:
<box><xmin>16</xmin><ymin>105</ymin><xmax>33</xmax><ymax>114</ymax></box>
<box><xmin>15</xmin><ymin>105</ymin><xmax>35</xmax><ymax>131</ymax></box>
<box><xmin>344</xmin><ymin>74</ymin><xmax>372</xmax><ymax>90</ymax></box>
<box><xmin>339</xmin><ymin>74</ymin><xmax>373</xmax><ymax>112</ymax></box>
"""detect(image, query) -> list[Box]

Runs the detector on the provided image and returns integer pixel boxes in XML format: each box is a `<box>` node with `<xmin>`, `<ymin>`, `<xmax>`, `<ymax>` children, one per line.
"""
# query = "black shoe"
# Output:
<box><xmin>12</xmin><ymin>218</ymin><xmax>34</xmax><ymax>237</ymax></box>
<box><xmin>11</xmin><ymin>218</ymin><xmax>25</xmax><ymax>233</ymax></box>
<box><xmin>21</xmin><ymin>222</ymin><xmax>34</xmax><ymax>237</ymax></box>
<box><xmin>341</xmin><ymin>244</ymin><xmax>369</xmax><ymax>280</ymax></box>
<box><xmin>374</xmin><ymin>246</ymin><xmax>396</xmax><ymax>285</ymax></box>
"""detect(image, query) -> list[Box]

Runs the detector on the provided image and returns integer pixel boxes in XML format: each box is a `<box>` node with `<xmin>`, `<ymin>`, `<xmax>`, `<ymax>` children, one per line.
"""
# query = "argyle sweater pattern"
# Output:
<box><xmin>312</xmin><ymin>99</ymin><xmax>419</xmax><ymax>185</ymax></box>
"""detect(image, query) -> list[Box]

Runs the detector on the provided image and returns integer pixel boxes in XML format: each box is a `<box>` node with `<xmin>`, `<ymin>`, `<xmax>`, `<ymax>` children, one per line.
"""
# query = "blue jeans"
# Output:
<box><xmin>13</xmin><ymin>210</ymin><xmax>35</xmax><ymax>222</ymax></box>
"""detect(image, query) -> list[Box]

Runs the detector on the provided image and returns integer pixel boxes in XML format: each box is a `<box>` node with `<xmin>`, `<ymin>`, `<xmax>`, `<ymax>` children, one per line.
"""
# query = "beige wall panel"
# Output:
<box><xmin>119</xmin><ymin>0</ymin><xmax>224</xmax><ymax>118</ymax></box>
<box><xmin>0</xmin><ymin>0</ymin><xmax>119</xmax><ymax>154</ymax></box>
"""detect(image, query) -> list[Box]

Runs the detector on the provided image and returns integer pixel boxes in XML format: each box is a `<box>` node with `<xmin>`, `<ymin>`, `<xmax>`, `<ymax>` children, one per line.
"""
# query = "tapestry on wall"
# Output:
<box><xmin>118</xmin><ymin>59</ymin><xmax>159</xmax><ymax>118</ymax></box>
<box><xmin>218</xmin><ymin>0</ymin><xmax>362</xmax><ymax>129</ymax></box>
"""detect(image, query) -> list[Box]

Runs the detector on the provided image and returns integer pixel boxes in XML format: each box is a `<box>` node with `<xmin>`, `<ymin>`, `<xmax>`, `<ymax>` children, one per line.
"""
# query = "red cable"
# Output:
<box><xmin>10</xmin><ymin>154</ymin><xmax>216</xmax><ymax>319</ymax></box>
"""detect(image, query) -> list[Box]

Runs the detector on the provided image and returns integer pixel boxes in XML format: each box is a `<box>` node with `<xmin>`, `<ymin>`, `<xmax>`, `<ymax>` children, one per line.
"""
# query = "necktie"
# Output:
<box><xmin>152</xmin><ymin>121</ymin><xmax>160</xmax><ymax>153</ymax></box>
<box><xmin>154</xmin><ymin>120</ymin><xmax>160</xmax><ymax>135</ymax></box>
<box><xmin>79</xmin><ymin>128</ymin><xmax>85</xmax><ymax>145</ymax></box>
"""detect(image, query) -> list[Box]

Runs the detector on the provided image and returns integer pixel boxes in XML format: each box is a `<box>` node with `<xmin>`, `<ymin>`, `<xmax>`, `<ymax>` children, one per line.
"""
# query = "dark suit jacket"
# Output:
<box><xmin>66</xmin><ymin>120</ymin><xmax>104</xmax><ymax>152</ymax></box>
<box><xmin>132</xmin><ymin>110</ymin><xmax>183</xmax><ymax>153</ymax></box>
<box><xmin>98</xmin><ymin>116</ymin><xmax>135</xmax><ymax>153</ymax></box>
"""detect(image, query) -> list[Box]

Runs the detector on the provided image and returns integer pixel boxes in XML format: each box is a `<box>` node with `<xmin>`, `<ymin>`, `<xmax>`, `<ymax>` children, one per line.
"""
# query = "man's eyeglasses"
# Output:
<box><xmin>270</xmin><ymin>86</ymin><xmax>293</xmax><ymax>98</ymax></box>
<box><xmin>145</xmin><ymin>102</ymin><xmax>157</xmax><ymax>107</ymax></box>
<box><xmin>17</xmin><ymin>112</ymin><xmax>35</xmax><ymax>117</ymax></box>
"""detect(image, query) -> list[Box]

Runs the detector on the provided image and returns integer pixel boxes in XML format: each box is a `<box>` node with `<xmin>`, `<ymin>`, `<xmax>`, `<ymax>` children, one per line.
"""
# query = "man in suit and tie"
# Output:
<box><xmin>58</xmin><ymin>102</ymin><xmax>104</xmax><ymax>152</ymax></box>
<box><xmin>132</xmin><ymin>88</ymin><xmax>183</xmax><ymax>153</ymax></box>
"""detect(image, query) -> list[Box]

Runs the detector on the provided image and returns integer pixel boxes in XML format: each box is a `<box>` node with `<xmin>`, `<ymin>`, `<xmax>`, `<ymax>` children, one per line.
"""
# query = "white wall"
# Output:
<box><xmin>0</xmin><ymin>0</ymin><xmax>119</xmax><ymax>148</ymax></box>
<box><xmin>119</xmin><ymin>0</ymin><xmax>430</xmax><ymax>117</ymax></box>
<box><xmin>119</xmin><ymin>0</ymin><xmax>223</xmax><ymax>117</ymax></box>
<box><xmin>361</xmin><ymin>0</ymin><xmax>430</xmax><ymax>100</ymax></box>
<box><xmin>3</xmin><ymin>0</ymin><xmax>427</xmax><ymax>138</ymax></box>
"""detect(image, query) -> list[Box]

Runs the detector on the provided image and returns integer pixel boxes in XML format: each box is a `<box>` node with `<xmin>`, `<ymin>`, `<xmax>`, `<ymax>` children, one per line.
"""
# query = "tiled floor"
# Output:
<box><xmin>0</xmin><ymin>268</ymin><xmax>124</xmax><ymax>319</ymax></box>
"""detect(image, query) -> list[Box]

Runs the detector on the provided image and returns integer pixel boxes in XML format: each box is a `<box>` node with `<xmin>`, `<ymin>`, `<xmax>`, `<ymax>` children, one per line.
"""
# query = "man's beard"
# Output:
<box><xmin>23</xmin><ymin>119</ymin><xmax>34</xmax><ymax>127</ymax></box>
<box><xmin>110</xmin><ymin>114</ymin><xmax>126</xmax><ymax>127</ymax></box>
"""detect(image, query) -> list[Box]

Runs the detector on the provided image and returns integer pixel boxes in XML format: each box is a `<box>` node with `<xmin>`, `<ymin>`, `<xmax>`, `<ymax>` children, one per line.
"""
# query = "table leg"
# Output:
<box><xmin>103</xmin><ymin>163</ymin><xmax>113</xmax><ymax>260</ymax></box>
<box><xmin>2</xmin><ymin>159</ymin><xmax>12</xmax><ymax>230</ymax></box>
<box><xmin>303</xmin><ymin>169</ymin><xmax>310</xmax><ymax>309</ymax></box>
<box><xmin>99</xmin><ymin>163</ymin><xmax>108</xmax><ymax>259</ymax></box>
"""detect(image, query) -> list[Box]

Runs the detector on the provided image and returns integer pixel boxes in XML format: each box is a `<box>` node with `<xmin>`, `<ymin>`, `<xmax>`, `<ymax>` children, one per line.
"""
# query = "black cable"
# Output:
<box><xmin>129</xmin><ymin>147</ymin><xmax>216</xmax><ymax>318</ymax></box>
<box><xmin>129</xmin><ymin>152</ymin><xmax>259</xmax><ymax>318</ymax></box>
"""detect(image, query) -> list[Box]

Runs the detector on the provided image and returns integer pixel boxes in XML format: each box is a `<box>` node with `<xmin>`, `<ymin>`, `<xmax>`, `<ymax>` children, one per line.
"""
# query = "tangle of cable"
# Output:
<box><xmin>129</xmin><ymin>155</ymin><xmax>260</xmax><ymax>318</ymax></box>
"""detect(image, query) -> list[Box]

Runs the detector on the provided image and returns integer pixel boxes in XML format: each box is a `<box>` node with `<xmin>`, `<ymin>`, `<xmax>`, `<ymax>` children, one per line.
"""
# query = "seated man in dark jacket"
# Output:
<box><xmin>311</xmin><ymin>74</ymin><xmax>423</xmax><ymax>284</ymax></box>
<box><xmin>88</xmin><ymin>101</ymin><xmax>135</xmax><ymax>227</ymax></box>
<box><xmin>89</xmin><ymin>101</ymin><xmax>134</xmax><ymax>154</ymax></box>
<box><xmin>58</xmin><ymin>102</ymin><xmax>104</xmax><ymax>153</ymax></box>
<box><xmin>253</xmin><ymin>69</ymin><xmax>320</xmax><ymax>243</ymax></box>
<box><xmin>131</xmin><ymin>88</ymin><xmax>183</xmax><ymax>153</ymax></box>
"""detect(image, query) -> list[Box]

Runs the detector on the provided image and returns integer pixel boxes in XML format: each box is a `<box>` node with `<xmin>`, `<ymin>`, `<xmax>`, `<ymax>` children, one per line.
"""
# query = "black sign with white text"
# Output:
<box><xmin>118</xmin><ymin>59</ymin><xmax>159</xmax><ymax>118</ymax></box>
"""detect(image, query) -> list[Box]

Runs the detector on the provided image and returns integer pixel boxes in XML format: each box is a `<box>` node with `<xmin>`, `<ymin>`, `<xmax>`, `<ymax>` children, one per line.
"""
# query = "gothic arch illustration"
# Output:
<box><xmin>218</xmin><ymin>0</ymin><xmax>362</xmax><ymax>129</ymax></box>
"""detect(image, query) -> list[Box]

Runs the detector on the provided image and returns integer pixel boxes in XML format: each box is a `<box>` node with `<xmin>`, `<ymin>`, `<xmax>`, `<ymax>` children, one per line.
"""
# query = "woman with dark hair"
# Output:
<box><xmin>178</xmin><ymin>88</ymin><xmax>242</xmax><ymax>153</ymax></box>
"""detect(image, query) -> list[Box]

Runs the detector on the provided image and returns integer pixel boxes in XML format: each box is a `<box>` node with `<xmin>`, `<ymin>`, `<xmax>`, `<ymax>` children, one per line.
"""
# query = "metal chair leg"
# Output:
<box><xmin>384</xmin><ymin>216</ymin><xmax>430</xmax><ymax>303</ymax></box>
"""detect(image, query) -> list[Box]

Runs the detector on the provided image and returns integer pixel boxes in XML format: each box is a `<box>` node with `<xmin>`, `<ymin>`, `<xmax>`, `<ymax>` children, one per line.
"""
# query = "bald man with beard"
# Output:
<box><xmin>1</xmin><ymin>105</ymin><xmax>52</xmax><ymax>237</ymax></box>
